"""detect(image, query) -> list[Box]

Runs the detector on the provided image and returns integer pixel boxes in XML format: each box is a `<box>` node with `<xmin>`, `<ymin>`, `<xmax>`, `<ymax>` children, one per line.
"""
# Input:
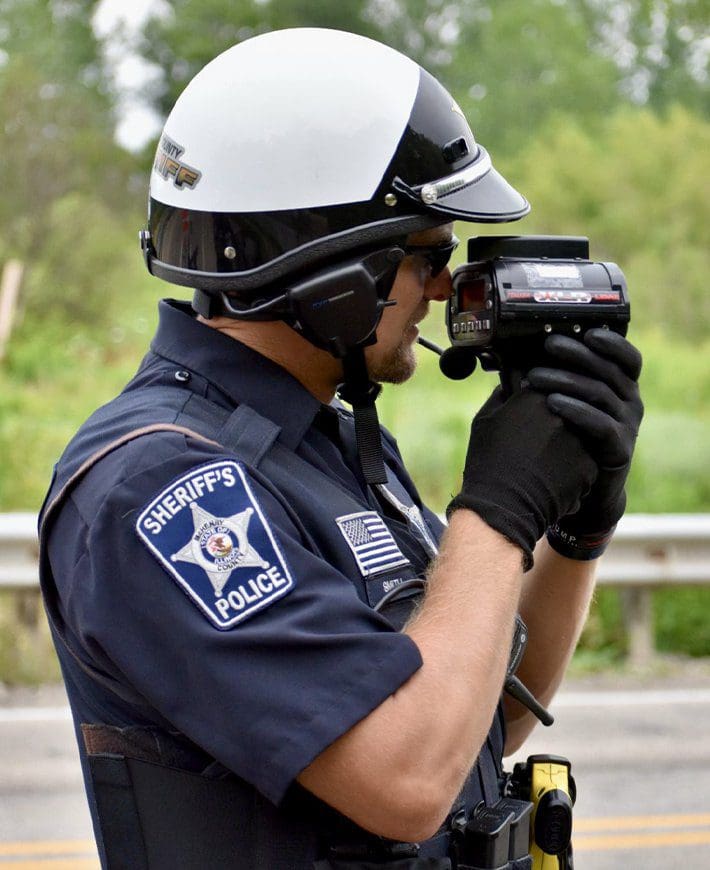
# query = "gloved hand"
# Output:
<box><xmin>447</xmin><ymin>387</ymin><xmax>598</xmax><ymax>569</ymax></box>
<box><xmin>527</xmin><ymin>328</ymin><xmax>644</xmax><ymax>560</ymax></box>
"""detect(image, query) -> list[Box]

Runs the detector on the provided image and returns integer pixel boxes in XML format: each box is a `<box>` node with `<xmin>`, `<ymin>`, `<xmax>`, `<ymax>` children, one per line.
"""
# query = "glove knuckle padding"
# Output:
<box><xmin>586</xmin><ymin>329</ymin><xmax>643</xmax><ymax>382</ymax></box>
<box><xmin>530</xmin><ymin>368</ymin><xmax>621</xmax><ymax>418</ymax></box>
<box><xmin>539</xmin><ymin>333</ymin><xmax>644</xmax><ymax>460</ymax></box>
<box><xmin>549</xmin><ymin>394</ymin><xmax>630</xmax><ymax>466</ymax></box>
<box><xmin>546</xmin><ymin>335</ymin><xmax>625</xmax><ymax>394</ymax></box>
<box><xmin>455</xmin><ymin>335</ymin><xmax>644</xmax><ymax>564</ymax></box>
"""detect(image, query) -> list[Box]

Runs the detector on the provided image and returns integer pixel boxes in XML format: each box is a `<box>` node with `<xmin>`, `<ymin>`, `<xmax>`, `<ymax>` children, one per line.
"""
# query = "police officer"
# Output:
<box><xmin>39</xmin><ymin>28</ymin><xmax>643</xmax><ymax>870</ymax></box>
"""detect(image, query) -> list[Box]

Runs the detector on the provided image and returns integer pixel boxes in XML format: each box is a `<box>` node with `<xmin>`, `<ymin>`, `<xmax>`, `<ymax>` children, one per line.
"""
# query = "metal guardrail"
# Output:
<box><xmin>2</xmin><ymin>513</ymin><xmax>710</xmax><ymax>664</ymax></box>
<box><xmin>594</xmin><ymin>513</ymin><xmax>710</xmax><ymax>586</ymax></box>
<box><xmin>594</xmin><ymin>514</ymin><xmax>710</xmax><ymax>664</ymax></box>
<box><xmin>0</xmin><ymin>513</ymin><xmax>39</xmax><ymax>591</ymax></box>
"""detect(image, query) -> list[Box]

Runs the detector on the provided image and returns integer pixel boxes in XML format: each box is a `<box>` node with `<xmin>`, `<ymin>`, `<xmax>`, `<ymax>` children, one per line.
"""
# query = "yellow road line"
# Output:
<box><xmin>0</xmin><ymin>861</ymin><xmax>98</xmax><ymax>869</ymax></box>
<box><xmin>574</xmin><ymin>829</ymin><xmax>710</xmax><ymax>851</ymax></box>
<box><xmin>0</xmin><ymin>841</ymin><xmax>95</xmax><ymax>857</ymax></box>
<box><xmin>576</xmin><ymin>812</ymin><xmax>710</xmax><ymax>832</ymax></box>
<box><xmin>3</xmin><ymin>819</ymin><xmax>710</xmax><ymax>863</ymax></box>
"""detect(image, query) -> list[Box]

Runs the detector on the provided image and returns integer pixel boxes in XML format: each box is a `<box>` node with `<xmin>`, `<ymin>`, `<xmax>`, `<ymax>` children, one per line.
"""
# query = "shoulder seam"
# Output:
<box><xmin>42</xmin><ymin>425</ymin><xmax>222</xmax><ymax>538</ymax></box>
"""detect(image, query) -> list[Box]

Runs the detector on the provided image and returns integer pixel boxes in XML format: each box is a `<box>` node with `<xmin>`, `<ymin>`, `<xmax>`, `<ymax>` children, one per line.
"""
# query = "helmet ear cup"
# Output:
<box><xmin>287</xmin><ymin>247</ymin><xmax>404</xmax><ymax>358</ymax></box>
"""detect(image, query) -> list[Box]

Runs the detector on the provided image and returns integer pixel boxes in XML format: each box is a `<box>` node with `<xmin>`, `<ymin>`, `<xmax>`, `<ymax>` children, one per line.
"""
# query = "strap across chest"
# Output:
<box><xmin>39</xmin><ymin>387</ymin><xmax>437</xmax><ymax>702</ymax></box>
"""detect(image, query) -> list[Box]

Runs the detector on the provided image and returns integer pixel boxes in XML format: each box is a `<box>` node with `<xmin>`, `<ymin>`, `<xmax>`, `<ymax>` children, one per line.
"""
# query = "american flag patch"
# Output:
<box><xmin>335</xmin><ymin>511</ymin><xmax>410</xmax><ymax>578</ymax></box>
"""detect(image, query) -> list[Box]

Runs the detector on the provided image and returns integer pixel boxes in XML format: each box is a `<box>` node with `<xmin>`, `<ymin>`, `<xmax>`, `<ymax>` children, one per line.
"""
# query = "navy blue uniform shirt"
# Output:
<box><xmin>41</xmin><ymin>300</ymin><xmax>505</xmax><ymax>861</ymax></box>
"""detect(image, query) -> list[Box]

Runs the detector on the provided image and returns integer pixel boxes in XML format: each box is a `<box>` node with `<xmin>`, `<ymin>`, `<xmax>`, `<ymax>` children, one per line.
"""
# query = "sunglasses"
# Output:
<box><xmin>402</xmin><ymin>236</ymin><xmax>459</xmax><ymax>277</ymax></box>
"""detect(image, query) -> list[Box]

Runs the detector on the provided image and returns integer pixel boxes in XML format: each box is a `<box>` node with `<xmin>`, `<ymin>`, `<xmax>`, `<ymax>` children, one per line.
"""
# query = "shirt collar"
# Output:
<box><xmin>149</xmin><ymin>299</ymin><xmax>324</xmax><ymax>450</ymax></box>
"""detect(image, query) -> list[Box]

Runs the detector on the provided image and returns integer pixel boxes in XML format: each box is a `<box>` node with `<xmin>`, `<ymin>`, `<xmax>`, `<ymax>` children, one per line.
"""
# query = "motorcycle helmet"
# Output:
<box><xmin>142</xmin><ymin>28</ymin><xmax>528</xmax><ymax>335</ymax></box>
<box><xmin>141</xmin><ymin>28</ymin><xmax>530</xmax><ymax>482</ymax></box>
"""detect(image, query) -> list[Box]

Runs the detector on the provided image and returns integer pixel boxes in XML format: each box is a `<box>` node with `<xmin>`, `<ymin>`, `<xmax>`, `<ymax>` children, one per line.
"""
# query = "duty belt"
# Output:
<box><xmin>319</xmin><ymin>796</ymin><xmax>535</xmax><ymax>868</ymax></box>
<box><xmin>83</xmin><ymin>724</ymin><xmax>576</xmax><ymax>869</ymax></box>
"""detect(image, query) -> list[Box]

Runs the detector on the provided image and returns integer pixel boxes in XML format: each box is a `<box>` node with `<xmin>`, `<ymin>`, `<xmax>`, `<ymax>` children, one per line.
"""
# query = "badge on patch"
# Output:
<box><xmin>335</xmin><ymin>511</ymin><xmax>410</xmax><ymax>578</ymax></box>
<box><xmin>136</xmin><ymin>461</ymin><xmax>294</xmax><ymax>629</ymax></box>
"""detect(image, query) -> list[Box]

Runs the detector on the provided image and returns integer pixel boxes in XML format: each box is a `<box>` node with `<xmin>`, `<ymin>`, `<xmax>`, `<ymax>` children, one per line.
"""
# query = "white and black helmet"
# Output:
<box><xmin>141</xmin><ymin>28</ymin><xmax>531</xmax><ymax>483</ymax></box>
<box><xmin>142</xmin><ymin>27</ymin><xmax>529</xmax><ymax>308</ymax></box>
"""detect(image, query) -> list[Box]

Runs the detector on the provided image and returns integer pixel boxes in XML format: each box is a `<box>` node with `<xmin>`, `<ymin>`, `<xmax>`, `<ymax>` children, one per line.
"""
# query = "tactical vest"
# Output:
<box><xmin>39</xmin><ymin>384</ymin><xmax>506</xmax><ymax>870</ymax></box>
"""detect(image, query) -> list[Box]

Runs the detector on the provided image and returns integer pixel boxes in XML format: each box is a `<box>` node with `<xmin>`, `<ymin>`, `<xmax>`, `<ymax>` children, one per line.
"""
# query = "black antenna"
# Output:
<box><xmin>416</xmin><ymin>335</ymin><xmax>444</xmax><ymax>355</ymax></box>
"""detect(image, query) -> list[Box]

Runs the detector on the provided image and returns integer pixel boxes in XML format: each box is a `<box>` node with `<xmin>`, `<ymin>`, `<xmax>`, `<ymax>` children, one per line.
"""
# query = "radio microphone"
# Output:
<box><xmin>439</xmin><ymin>346</ymin><xmax>478</xmax><ymax>380</ymax></box>
<box><xmin>417</xmin><ymin>336</ymin><xmax>478</xmax><ymax>380</ymax></box>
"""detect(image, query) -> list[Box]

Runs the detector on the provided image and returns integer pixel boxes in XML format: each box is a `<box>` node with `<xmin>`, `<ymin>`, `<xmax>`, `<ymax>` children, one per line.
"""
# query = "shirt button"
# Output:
<box><xmin>175</xmin><ymin>370</ymin><xmax>191</xmax><ymax>383</ymax></box>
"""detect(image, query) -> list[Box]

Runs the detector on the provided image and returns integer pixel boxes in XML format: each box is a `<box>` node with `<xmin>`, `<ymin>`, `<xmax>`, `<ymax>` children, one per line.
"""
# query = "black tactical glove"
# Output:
<box><xmin>447</xmin><ymin>387</ymin><xmax>598</xmax><ymax>569</ymax></box>
<box><xmin>527</xmin><ymin>328</ymin><xmax>643</xmax><ymax>560</ymax></box>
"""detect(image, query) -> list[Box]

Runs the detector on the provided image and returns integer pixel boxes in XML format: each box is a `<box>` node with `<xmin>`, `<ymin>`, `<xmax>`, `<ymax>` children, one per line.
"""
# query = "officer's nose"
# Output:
<box><xmin>424</xmin><ymin>267</ymin><xmax>453</xmax><ymax>303</ymax></box>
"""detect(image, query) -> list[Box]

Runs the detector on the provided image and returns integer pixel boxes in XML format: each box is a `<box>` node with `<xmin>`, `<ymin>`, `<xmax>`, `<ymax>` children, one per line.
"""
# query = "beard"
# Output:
<box><xmin>368</xmin><ymin>336</ymin><xmax>418</xmax><ymax>384</ymax></box>
<box><xmin>366</xmin><ymin>303</ymin><xmax>428</xmax><ymax>385</ymax></box>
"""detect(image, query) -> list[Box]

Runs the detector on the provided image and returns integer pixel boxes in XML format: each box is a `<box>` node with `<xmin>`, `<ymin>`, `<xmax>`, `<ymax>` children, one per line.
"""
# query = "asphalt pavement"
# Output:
<box><xmin>2</xmin><ymin>660</ymin><xmax>710</xmax><ymax>869</ymax></box>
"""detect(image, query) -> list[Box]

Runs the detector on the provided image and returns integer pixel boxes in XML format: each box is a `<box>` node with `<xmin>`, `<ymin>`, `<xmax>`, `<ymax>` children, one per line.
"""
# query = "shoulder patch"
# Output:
<box><xmin>335</xmin><ymin>511</ymin><xmax>410</xmax><ymax>577</ymax></box>
<box><xmin>136</xmin><ymin>461</ymin><xmax>294</xmax><ymax>629</ymax></box>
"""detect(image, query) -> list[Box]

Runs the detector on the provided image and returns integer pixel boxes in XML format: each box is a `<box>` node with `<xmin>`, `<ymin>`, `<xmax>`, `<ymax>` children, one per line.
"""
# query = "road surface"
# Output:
<box><xmin>2</xmin><ymin>672</ymin><xmax>710</xmax><ymax>868</ymax></box>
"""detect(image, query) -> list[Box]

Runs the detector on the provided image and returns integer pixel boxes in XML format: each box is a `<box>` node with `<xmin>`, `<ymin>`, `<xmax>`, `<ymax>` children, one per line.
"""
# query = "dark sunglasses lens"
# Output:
<box><xmin>428</xmin><ymin>241</ymin><xmax>458</xmax><ymax>277</ymax></box>
<box><xmin>428</xmin><ymin>250</ymin><xmax>450</xmax><ymax>277</ymax></box>
<box><xmin>404</xmin><ymin>238</ymin><xmax>458</xmax><ymax>277</ymax></box>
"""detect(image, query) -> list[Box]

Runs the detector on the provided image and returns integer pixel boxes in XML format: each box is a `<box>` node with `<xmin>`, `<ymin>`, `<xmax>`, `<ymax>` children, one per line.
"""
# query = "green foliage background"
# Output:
<box><xmin>0</xmin><ymin>0</ymin><xmax>709</xmax><ymax>679</ymax></box>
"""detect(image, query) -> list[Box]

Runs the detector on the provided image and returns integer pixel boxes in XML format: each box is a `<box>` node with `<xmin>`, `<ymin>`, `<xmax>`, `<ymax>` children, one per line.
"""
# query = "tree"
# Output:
<box><xmin>582</xmin><ymin>0</ymin><xmax>709</xmax><ymax>116</ymax></box>
<box><xmin>443</xmin><ymin>0</ymin><xmax>622</xmax><ymax>156</ymax></box>
<box><xmin>133</xmin><ymin>0</ymin><xmax>708</xmax><ymax>161</ymax></box>
<box><xmin>507</xmin><ymin>104</ymin><xmax>710</xmax><ymax>339</ymax></box>
<box><xmin>0</xmin><ymin>0</ymin><xmax>138</xmax><ymax>319</ymax></box>
<box><xmin>135</xmin><ymin>0</ymin><xmax>473</xmax><ymax>127</ymax></box>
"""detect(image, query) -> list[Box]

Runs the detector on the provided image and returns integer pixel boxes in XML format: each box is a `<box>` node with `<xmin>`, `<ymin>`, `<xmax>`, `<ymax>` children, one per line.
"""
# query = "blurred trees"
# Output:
<box><xmin>0</xmin><ymin>0</ymin><xmax>139</xmax><ymax>321</ymax></box>
<box><xmin>447</xmin><ymin>0</ymin><xmax>623</xmax><ymax>155</ymax></box>
<box><xmin>585</xmin><ymin>0</ymin><xmax>710</xmax><ymax>115</ymax></box>
<box><xmin>135</xmin><ymin>0</ymin><xmax>708</xmax><ymax>159</ymax></box>
<box><xmin>0</xmin><ymin>0</ymin><xmax>705</xmax><ymax>333</ymax></box>
<box><xmin>0</xmin><ymin>0</ymin><xmax>705</xmax><ymax>335</ymax></box>
<box><xmin>506</xmin><ymin>104</ymin><xmax>710</xmax><ymax>339</ymax></box>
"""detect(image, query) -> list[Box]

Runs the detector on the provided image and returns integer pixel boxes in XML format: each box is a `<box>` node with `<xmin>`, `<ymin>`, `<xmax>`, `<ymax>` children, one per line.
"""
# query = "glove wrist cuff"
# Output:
<box><xmin>546</xmin><ymin>522</ymin><xmax>616</xmax><ymax>561</ymax></box>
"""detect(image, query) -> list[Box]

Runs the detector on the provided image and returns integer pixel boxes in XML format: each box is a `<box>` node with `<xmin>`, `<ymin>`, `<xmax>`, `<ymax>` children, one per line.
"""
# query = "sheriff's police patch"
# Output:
<box><xmin>136</xmin><ymin>460</ymin><xmax>294</xmax><ymax>629</ymax></box>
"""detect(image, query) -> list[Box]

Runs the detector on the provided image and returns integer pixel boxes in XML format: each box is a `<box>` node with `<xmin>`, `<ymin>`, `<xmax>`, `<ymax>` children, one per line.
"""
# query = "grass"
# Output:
<box><xmin>0</xmin><ymin>593</ymin><xmax>61</xmax><ymax>685</ymax></box>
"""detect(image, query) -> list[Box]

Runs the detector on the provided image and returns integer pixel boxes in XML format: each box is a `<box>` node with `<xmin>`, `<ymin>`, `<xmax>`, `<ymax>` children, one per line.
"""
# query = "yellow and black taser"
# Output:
<box><xmin>510</xmin><ymin>755</ymin><xmax>575</xmax><ymax>870</ymax></box>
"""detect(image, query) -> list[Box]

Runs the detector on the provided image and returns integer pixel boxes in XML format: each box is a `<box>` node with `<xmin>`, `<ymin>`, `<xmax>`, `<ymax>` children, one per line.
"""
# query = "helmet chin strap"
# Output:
<box><xmin>336</xmin><ymin>348</ymin><xmax>388</xmax><ymax>485</ymax></box>
<box><xmin>192</xmin><ymin>244</ymin><xmax>404</xmax><ymax>487</ymax></box>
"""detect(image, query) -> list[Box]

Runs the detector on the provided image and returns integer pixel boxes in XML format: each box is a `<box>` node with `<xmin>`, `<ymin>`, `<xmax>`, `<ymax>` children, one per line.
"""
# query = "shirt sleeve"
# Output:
<box><xmin>69</xmin><ymin>435</ymin><xmax>423</xmax><ymax>806</ymax></box>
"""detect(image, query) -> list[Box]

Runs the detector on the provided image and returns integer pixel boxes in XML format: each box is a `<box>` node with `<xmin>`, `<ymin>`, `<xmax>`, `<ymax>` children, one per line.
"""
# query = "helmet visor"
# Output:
<box><xmin>393</xmin><ymin>146</ymin><xmax>530</xmax><ymax>223</ymax></box>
